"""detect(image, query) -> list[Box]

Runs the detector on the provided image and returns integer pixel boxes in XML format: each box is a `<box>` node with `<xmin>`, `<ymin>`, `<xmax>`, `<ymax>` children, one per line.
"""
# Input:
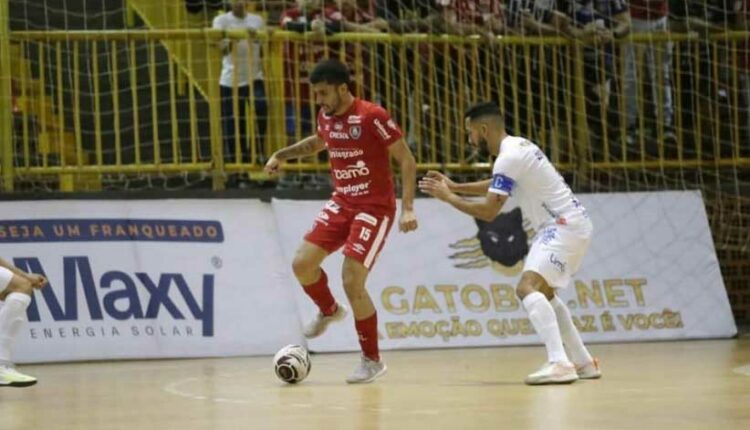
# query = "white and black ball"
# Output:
<box><xmin>273</xmin><ymin>344</ymin><xmax>311</xmax><ymax>384</ymax></box>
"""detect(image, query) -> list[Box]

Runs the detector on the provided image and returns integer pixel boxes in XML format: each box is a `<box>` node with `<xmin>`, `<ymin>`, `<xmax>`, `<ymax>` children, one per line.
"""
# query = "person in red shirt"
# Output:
<box><xmin>264</xmin><ymin>59</ymin><xmax>418</xmax><ymax>384</ymax></box>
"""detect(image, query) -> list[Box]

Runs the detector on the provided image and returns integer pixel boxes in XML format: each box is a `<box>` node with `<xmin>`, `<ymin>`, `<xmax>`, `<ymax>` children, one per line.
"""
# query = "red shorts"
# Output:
<box><xmin>304</xmin><ymin>199</ymin><xmax>395</xmax><ymax>270</ymax></box>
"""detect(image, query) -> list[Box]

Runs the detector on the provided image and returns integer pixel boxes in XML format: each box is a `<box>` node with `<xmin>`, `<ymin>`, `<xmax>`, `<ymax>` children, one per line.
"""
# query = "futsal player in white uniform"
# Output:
<box><xmin>419</xmin><ymin>101</ymin><xmax>601</xmax><ymax>385</ymax></box>
<box><xmin>0</xmin><ymin>258</ymin><xmax>47</xmax><ymax>387</ymax></box>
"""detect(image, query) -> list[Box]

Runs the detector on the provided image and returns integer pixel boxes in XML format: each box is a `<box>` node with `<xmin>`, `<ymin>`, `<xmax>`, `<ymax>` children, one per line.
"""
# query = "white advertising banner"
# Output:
<box><xmin>272</xmin><ymin>191</ymin><xmax>737</xmax><ymax>353</ymax></box>
<box><xmin>0</xmin><ymin>200</ymin><xmax>303</xmax><ymax>363</ymax></box>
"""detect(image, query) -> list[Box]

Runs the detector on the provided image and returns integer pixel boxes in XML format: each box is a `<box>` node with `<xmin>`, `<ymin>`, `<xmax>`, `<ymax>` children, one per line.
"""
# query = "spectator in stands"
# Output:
<box><xmin>337</xmin><ymin>0</ymin><xmax>389</xmax><ymax>32</ymax></box>
<box><xmin>624</xmin><ymin>0</ymin><xmax>676</xmax><ymax>145</ymax></box>
<box><xmin>213</xmin><ymin>0</ymin><xmax>267</xmax><ymax>187</ymax></box>
<box><xmin>503</xmin><ymin>0</ymin><xmax>568</xmax><ymax>150</ymax></box>
<box><xmin>280</xmin><ymin>0</ymin><xmax>385</xmax><ymax>146</ymax></box>
<box><xmin>505</xmin><ymin>0</ymin><xmax>563</xmax><ymax>35</ymax></box>
<box><xmin>558</xmin><ymin>0</ymin><xmax>631</xmax><ymax>157</ymax></box>
<box><xmin>670</xmin><ymin>0</ymin><xmax>736</xmax><ymax>157</ymax></box>
<box><xmin>436</xmin><ymin>0</ymin><xmax>505</xmax><ymax>37</ymax></box>
<box><xmin>374</xmin><ymin>0</ymin><xmax>442</xmax><ymax>33</ymax></box>
<box><xmin>280</xmin><ymin>0</ymin><xmax>340</xmax><ymax>145</ymax></box>
<box><xmin>735</xmin><ymin>0</ymin><xmax>750</xmax><ymax>145</ymax></box>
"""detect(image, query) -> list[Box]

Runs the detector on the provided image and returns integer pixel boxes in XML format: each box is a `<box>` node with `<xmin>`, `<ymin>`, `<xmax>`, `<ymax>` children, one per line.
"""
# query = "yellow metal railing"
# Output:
<box><xmin>0</xmin><ymin>0</ymin><xmax>14</xmax><ymax>191</ymax></box>
<box><xmin>4</xmin><ymin>29</ymin><xmax>750</xmax><ymax>191</ymax></box>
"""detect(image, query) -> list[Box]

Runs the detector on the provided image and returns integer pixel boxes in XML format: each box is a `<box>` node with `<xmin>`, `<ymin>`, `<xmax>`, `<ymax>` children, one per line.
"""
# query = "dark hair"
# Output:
<box><xmin>310</xmin><ymin>59</ymin><xmax>351</xmax><ymax>86</ymax></box>
<box><xmin>464</xmin><ymin>101</ymin><xmax>503</xmax><ymax>122</ymax></box>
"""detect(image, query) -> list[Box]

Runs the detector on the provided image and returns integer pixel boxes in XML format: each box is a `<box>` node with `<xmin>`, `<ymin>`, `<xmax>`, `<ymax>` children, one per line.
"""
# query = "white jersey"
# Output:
<box><xmin>489</xmin><ymin>135</ymin><xmax>591</xmax><ymax>234</ymax></box>
<box><xmin>212</xmin><ymin>12</ymin><xmax>265</xmax><ymax>87</ymax></box>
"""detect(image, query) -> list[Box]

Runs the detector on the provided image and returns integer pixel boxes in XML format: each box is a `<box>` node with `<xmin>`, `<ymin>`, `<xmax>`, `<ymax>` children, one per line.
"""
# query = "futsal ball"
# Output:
<box><xmin>273</xmin><ymin>344</ymin><xmax>311</xmax><ymax>384</ymax></box>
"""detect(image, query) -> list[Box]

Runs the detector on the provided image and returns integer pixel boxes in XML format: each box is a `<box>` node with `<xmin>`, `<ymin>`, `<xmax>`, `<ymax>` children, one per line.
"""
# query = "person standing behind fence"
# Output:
<box><xmin>624</xmin><ymin>0</ymin><xmax>676</xmax><ymax>146</ymax></box>
<box><xmin>213</xmin><ymin>0</ymin><xmax>267</xmax><ymax>187</ymax></box>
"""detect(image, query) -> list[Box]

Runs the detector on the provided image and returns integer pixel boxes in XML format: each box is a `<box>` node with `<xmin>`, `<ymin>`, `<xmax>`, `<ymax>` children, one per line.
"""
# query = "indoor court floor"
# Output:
<box><xmin>1</xmin><ymin>338</ymin><xmax>748</xmax><ymax>430</ymax></box>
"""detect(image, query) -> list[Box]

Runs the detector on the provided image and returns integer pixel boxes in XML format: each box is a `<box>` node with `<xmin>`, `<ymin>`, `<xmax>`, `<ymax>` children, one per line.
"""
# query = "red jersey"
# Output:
<box><xmin>317</xmin><ymin>99</ymin><xmax>404</xmax><ymax>210</ymax></box>
<box><xmin>629</xmin><ymin>0</ymin><xmax>668</xmax><ymax>20</ymax></box>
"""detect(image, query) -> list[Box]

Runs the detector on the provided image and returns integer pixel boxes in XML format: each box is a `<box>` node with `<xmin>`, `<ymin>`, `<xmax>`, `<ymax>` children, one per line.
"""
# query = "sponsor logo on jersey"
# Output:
<box><xmin>329</xmin><ymin>131</ymin><xmax>350</xmax><ymax>140</ymax></box>
<box><xmin>333</xmin><ymin>160</ymin><xmax>370</xmax><ymax>180</ymax></box>
<box><xmin>314</xmin><ymin>211</ymin><xmax>330</xmax><ymax>226</ymax></box>
<box><xmin>350</xmin><ymin>125</ymin><xmax>362</xmax><ymax>139</ymax></box>
<box><xmin>351</xmin><ymin>243</ymin><xmax>366</xmax><ymax>254</ymax></box>
<box><xmin>347</xmin><ymin>115</ymin><xmax>362</xmax><ymax>124</ymax></box>
<box><xmin>329</xmin><ymin>148</ymin><xmax>364</xmax><ymax>159</ymax></box>
<box><xmin>373</xmin><ymin>118</ymin><xmax>391</xmax><ymax>140</ymax></box>
<box><xmin>335</xmin><ymin>181</ymin><xmax>371</xmax><ymax>196</ymax></box>
<box><xmin>324</xmin><ymin>200</ymin><xmax>341</xmax><ymax>214</ymax></box>
<box><xmin>549</xmin><ymin>253</ymin><xmax>567</xmax><ymax>273</ymax></box>
<box><xmin>386</xmin><ymin>119</ymin><xmax>398</xmax><ymax>130</ymax></box>
<box><xmin>334</xmin><ymin>122</ymin><xmax>343</xmax><ymax>130</ymax></box>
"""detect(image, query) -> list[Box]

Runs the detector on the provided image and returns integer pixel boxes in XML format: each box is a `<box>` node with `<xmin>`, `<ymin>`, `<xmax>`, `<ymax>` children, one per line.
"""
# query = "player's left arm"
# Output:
<box><xmin>0</xmin><ymin>257</ymin><xmax>48</xmax><ymax>288</ymax></box>
<box><xmin>419</xmin><ymin>178</ymin><xmax>507</xmax><ymax>222</ymax></box>
<box><xmin>388</xmin><ymin>138</ymin><xmax>418</xmax><ymax>233</ymax></box>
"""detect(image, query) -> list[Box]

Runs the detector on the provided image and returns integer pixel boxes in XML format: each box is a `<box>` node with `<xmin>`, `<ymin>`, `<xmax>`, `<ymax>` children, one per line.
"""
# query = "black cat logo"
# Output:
<box><xmin>449</xmin><ymin>208</ymin><xmax>530</xmax><ymax>270</ymax></box>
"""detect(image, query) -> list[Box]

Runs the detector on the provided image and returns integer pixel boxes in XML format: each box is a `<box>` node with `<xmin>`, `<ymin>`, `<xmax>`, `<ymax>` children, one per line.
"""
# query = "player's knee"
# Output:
<box><xmin>515</xmin><ymin>283</ymin><xmax>535</xmax><ymax>300</ymax></box>
<box><xmin>538</xmin><ymin>284</ymin><xmax>555</xmax><ymax>300</ymax></box>
<box><xmin>341</xmin><ymin>270</ymin><xmax>365</xmax><ymax>301</ymax></box>
<box><xmin>516</xmin><ymin>271</ymin><xmax>548</xmax><ymax>300</ymax></box>
<box><xmin>342</xmin><ymin>283</ymin><xmax>366</xmax><ymax>303</ymax></box>
<box><xmin>291</xmin><ymin>254</ymin><xmax>315</xmax><ymax>279</ymax></box>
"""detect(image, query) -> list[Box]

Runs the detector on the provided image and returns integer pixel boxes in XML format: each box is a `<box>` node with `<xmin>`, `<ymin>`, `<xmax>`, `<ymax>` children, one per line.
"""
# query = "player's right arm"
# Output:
<box><xmin>425</xmin><ymin>171</ymin><xmax>492</xmax><ymax>196</ymax></box>
<box><xmin>264</xmin><ymin>135</ymin><xmax>326</xmax><ymax>175</ymax></box>
<box><xmin>0</xmin><ymin>258</ymin><xmax>48</xmax><ymax>288</ymax></box>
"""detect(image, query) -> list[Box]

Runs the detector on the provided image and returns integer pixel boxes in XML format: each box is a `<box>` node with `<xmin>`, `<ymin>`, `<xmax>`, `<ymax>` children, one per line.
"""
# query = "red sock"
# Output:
<box><xmin>302</xmin><ymin>270</ymin><xmax>337</xmax><ymax>316</ymax></box>
<box><xmin>355</xmin><ymin>312</ymin><xmax>379</xmax><ymax>362</ymax></box>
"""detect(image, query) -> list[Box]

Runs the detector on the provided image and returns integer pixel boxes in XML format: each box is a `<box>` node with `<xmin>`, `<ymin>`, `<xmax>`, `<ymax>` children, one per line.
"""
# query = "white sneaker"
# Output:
<box><xmin>576</xmin><ymin>357</ymin><xmax>602</xmax><ymax>379</ymax></box>
<box><xmin>346</xmin><ymin>355</ymin><xmax>387</xmax><ymax>384</ymax></box>
<box><xmin>0</xmin><ymin>364</ymin><xmax>37</xmax><ymax>388</ymax></box>
<box><xmin>302</xmin><ymin>303</ymin><xmax>348</xmax><ymax>338</ymax></box>
<box><xmin>525</xmin><ymin>361</ymin><xmax>579</xmax><ymax>385</ymax></box>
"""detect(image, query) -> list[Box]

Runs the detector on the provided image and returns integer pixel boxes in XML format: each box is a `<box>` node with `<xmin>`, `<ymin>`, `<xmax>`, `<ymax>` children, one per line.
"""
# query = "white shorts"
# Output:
<box><xmin>523</xmin><ymin>223</ymin><xmax>592</xmax><ymax>289</ymax></box>
<box><xmin>0</xmin><ymin>267</ymin><xmax>14</xmax><ymax>290</ymax></box>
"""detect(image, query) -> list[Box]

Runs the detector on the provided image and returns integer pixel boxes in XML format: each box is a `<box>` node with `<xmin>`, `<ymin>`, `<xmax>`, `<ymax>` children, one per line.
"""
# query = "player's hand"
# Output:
<box><xmin>399</xmin><ymin>209</ymin><xmax>418</xmax><ymax>233</ymax></box>
<box><xmin>26</xmin><ymin>273</ymin><xmax>48</xmax><ymax>289</ymax></box>
<box><xmin>418</xmin><ymin>176</ymin><xmax>453</xmax><ymax>201</ymax></box>
<box><xmin>425</xmin><ymin>170</ymin><xmax>456</xmax><ymax>191</ymax></box>
<box><xmin>264</xmin><ymin>155</ymin><xmax>282</xmax><ymax>176</ymax></box>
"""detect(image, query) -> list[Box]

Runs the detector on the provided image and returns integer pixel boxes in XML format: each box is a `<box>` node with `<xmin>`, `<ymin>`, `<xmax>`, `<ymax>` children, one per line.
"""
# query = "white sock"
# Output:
<box><xmin>523</xmin><ymin>292</ymin><xmax>569</xmax><ymax>363</ymax></box>
<box><xmin>0</xmin><ymin>293</ymin><xmax>31</xmax><ymax>364</ymax></box>
<box><xmin>551</xmin><ymin>296</ymin><xmax>593</xmax><ymax>366</ymax></box>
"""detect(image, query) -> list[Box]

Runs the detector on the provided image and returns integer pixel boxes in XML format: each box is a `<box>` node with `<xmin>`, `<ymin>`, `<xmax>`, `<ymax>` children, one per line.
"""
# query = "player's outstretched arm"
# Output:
<box><xmin>0</xmin><ymin>257</ymin><xmax>48</xmax><ymax>289</ymax></box>
<box><xmin>426</xmin><ymin>171</ymin><xmax>492</xmax><ymax>196</ymax></box>
<box><xmin>264</xmin><ymin>135</ymin><xmax>326</xmax><ymax>175</ymax></box>
<box><xmin>419</xmin><ymin>177</ymin><xmax>507</xmax><ymax>222</ymax></box>
<box><xmin>388</xmin><ymin>139</ymin><xmax>418</xmax><ymax>232</ymax></box>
